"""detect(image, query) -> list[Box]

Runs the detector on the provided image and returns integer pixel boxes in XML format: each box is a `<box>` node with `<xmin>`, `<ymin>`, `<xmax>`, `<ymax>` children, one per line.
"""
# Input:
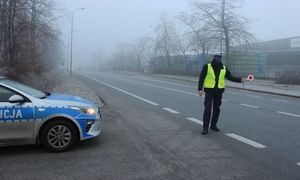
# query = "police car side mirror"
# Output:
<box><xmin>9</xmin><ymin>95</ymin><xmax>25</xmax><ymax>104</ymax></box>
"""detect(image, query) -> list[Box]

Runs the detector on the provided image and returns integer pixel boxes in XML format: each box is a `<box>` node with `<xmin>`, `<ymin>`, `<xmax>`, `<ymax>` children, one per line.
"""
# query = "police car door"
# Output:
<box><xmin>0</xmin><ymin>86</ymin><xmax>34</xmax><ymax>145</ymax></box>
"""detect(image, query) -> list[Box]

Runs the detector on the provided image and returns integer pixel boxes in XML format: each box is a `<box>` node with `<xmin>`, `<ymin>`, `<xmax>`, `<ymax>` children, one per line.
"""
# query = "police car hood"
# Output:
<box><xmin>42</xmin><ymin>93</ymin><xmax>95</xmax><ymax>107</ymax></box>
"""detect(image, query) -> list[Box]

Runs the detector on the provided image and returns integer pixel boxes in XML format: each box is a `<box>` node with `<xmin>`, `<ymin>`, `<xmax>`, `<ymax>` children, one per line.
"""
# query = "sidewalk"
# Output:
<box><xmin>154</xmin><ymin>74</ymin><xmax>300</xmax><ymax>98</ymax></box>
<box><xmin>53</xmin><ymin>76</ymin><xmax>103</xmax><ymax>107</ymax></box>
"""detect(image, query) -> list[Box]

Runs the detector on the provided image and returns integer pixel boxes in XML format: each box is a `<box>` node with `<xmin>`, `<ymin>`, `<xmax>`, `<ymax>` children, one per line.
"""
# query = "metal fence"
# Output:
<box><xmin>150</xmin><ymin>55</ymin><xmax>209</xmax><ymax>76</ymax></box>
<box><xmin>150</xmin><ymin>51</ymin><xmax>300</xmax><ymax>83</ymax></box>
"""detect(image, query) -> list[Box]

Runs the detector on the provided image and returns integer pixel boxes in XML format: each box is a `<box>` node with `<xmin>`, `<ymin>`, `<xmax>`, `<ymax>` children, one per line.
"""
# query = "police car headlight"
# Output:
<box><xmin>70</xmin><ymin>106</ymin><xmax>97</xmax><ymax>115</ymax></box>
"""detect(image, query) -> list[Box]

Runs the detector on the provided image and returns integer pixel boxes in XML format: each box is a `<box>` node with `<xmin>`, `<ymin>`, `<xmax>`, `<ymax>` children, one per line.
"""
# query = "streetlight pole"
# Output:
<box><xmin>70</xmin><ymin>8</ymin><xmax>85</xmax><ymax>76</ymax></box>
<box><xmin>220</xmin><ymin>0</ymin><xmax>225</xmax><ymax>53</ymax></box>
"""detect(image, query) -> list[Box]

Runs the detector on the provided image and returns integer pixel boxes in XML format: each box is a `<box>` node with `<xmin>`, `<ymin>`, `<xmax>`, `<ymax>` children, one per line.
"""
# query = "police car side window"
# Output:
<box><xmin>0</xmin><ymin>86</ymin><xmax>16</xmax><ymax>102</ymax></box>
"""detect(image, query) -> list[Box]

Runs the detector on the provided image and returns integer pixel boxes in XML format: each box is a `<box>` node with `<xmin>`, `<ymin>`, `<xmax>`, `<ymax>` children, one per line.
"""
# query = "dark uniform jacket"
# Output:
<box><xmin>198</xmin><ymin>61</ymin><xmax>242</xmax><ymax>93</ymax></box>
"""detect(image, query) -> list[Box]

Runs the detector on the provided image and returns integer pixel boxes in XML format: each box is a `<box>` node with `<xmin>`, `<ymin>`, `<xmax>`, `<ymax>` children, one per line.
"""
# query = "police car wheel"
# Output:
<box><xmin>41</xmin><ymin>120</ymin><xmax>78</xmax><ymax>152</ymax></box>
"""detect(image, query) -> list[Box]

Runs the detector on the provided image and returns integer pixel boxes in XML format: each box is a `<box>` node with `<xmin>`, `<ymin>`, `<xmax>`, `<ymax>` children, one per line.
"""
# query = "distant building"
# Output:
<box><xmin>255</xmin><ymin>36</ymin><xmax>300</xmax><ymax>78</ymax></box>
<box><xmin>230</xmin><ymin>36</ymin><xmax>300</xmax><ymax>80</ymax></box>
<box><xmin>150</xmin><ymin>36</ymin><xmax>300</xmax><ymax>82</ymax></box>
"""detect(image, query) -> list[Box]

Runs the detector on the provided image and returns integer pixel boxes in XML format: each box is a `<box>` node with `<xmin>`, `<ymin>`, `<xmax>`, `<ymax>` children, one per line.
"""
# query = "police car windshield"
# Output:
<box><xmin>1</xmin><ymin>79</ymin><xmax>46</xmax><ymax>99</ymax></box>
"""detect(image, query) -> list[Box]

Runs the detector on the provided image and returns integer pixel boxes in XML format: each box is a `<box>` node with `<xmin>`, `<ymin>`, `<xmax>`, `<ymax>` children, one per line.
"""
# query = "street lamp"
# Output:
<box><xmin>70</xmin><ymin>8</ymin><xmax>85</xmax><ymax>76</ymax></box>
<box><xmin>220</xmin><ymin>0</ymin><xmax>225</xmax><ymax>62</ymax></box>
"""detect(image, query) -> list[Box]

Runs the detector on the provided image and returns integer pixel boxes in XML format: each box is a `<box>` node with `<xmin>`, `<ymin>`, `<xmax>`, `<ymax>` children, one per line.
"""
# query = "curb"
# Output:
<box><xmin>226</xmin><ymin>86</ymin><xmax>300</xmax><ymax>99</ymax></box>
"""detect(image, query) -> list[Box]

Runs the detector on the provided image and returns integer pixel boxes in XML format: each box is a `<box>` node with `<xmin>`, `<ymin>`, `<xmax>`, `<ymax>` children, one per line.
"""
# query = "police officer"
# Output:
<box><xmin>198</xmin><ymin>54</ymin><xmax>248</xmax><ymax>135</ymax></box>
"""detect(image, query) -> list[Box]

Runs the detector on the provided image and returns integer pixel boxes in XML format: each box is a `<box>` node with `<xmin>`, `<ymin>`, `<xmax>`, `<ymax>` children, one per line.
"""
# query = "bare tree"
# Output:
<box><xmin>189</xmin><ymin>0</ymin><xmax>255</xmax><ymax>64</ymax></box>
<box><xmin>105</xmin><ymin>42</ymin><xmax>136</xmax><ymax>72</ymax></box>
<box><xmin>179</xmin><ymin>13</ymin><xmax>218</xmax><ymax>63</ymax></box>
<box><xmin>172</xmin><ymin>21</ymin><xmax>191</xmax><ymax>71</ymax></box>
<box><xmin>0</xmin><ymin>0</ymin><xmax>61</xmax><ymax>77</ymax></box>
<box><xmin>132</xmin><ymin>36</ymin><xmax>153</xmax><ymax>72</ymax></box>
<box><xmin>88</xmin><ymin>47</ymin><xmax>106</xmax><ymax>71</ymax></box>
<box><xmin>154</xmin><ymin>14</ymin><xmax>178</xmax><ymax>72</ymax></box>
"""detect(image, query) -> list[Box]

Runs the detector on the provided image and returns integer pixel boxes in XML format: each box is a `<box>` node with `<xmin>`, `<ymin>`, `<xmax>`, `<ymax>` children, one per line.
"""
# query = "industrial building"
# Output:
<box><xmin>150</xmin><ymin>36</ymin><xmax>300</xmax><ymax>82</ymax></box>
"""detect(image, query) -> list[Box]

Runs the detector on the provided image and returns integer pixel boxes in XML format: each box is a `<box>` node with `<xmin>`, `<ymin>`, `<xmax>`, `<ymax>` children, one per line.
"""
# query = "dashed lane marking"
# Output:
<box><xmin>79</xmin><ymin>73</ymin><xmax>160</xmax><ymax>106</ymax></box>
<box><xmin>240</xmin><ymin>104</ymin><xmax>260</xmax><ymax>109</ymax></box>
<box><xmin>297</xmin><ymin>162</ymin><xmax>300</xmax><ymax>166</ymax></box>
<box><xmin>271</xmin><ymin>98</ymin><xmax>289</xmax><ymax>103</ymax></box>
<box><xmin>276</xmin><ymin>111</ymin><xmax>300</xmax><ymax>118</ymax></box>
<box><xmin>186</xmin><ymin>118</ymin><xmax>203</xmax><ymax>125</ymax></box>
<box><xmin>162</xmin><ymin>108</ymin><xmax>180</xmax><ymax>114</ymax></box>
<box><xmin>226</xmin><ymin>133</ymin><xmax>267</xmax><ymax>149</ymax></box>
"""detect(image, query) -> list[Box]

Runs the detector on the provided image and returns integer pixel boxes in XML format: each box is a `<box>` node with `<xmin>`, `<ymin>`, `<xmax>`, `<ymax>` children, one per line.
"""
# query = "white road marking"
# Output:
<box><xmin>276</xmin><ymin>111</ymin><xmax>300</xmax><ymax>118</ymax></box>
<box><xmin>222</xmin><ymin>99</ymin><xmax>228</xmax><ymax>102</ymax></box>
<box><xmin>79</xmin><ymin>73</ymin><xmax>160</xmax><ymax>106</ymax></box>
<box><xmin>246</xmin><ymin>94</ymin><xmax>261</xmax><ymax>98</ymax></box>
<box><xmin>240</xmin><ymin>104</ymin><xmax>260</xmax><ymax>109</ymax></box>
<box><xmin>186</xmin><ymin>117</ymin><xmax>203</xmax><ymax>125</ymax></box>
<box><xmin>226</xmin><ymin>133</ymin><xmax>267</xmax><ymax>149</ymax></box>
<box><xmin>136</xmin><ymin>82</ymin><xmax>198</xmax><ymax>96</ymax></box>
<box><xmin>136</xmin><ymin>77</ymin><xmax>194</xmax><ymax>88</ymax></box>
<box><xmin>97</xmin><ymin>72</ymin><xmax>198</xmax><ymax>96</ymax></box>
<box><xmin>271</xmin><ymin>98</ymin><xmax>289</xmax><ymax>103</ymax></box>
<box><xmin>162</xmin><ymin>108</ymin><xmax>180</xmax><ymax>114</ymax></box>
<box><xmin>297</xmin><ymin>162</ymin><xmax>300</xmax><ymax>166</ymax></box>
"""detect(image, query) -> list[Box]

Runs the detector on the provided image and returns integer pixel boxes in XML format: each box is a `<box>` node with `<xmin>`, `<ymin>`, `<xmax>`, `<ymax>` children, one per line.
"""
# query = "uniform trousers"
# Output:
<box><xmin>203</xmin><ymin>90</ymin><xmax>223</xmax><ymax>129</ymax></box>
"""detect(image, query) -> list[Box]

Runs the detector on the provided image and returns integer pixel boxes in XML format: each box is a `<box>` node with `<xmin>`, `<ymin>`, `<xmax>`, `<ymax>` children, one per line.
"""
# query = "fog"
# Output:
<box><xmin>56</xmin><ymin>0</ymin><xmax>300</xmax><ymax>69</ymax></box>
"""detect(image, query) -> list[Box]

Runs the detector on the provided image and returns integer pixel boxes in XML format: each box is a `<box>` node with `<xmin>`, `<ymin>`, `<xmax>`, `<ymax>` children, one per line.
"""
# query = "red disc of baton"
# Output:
<box><xmin>247</xmin><ymin>74</ymin><xmax>254</xmax><ymax>81</ymax></box>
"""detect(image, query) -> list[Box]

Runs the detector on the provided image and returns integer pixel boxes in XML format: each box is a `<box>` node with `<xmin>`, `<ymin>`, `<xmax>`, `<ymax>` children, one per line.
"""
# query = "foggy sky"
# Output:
<box><xmin>56</xmin><ymin>0</ymin><xmax>300</xmax><ymax>66</ymax></box>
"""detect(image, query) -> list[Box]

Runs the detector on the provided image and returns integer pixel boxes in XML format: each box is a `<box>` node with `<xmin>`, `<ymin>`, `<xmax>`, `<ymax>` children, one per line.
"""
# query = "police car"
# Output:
<box><xmin>0</xmin><ymin>76</ymin><xmax>101</xmax><ymax>152</ymax></box>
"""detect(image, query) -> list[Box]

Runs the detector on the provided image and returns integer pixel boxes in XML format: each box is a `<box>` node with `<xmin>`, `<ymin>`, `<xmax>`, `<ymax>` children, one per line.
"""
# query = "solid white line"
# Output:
<box><xmin>271</xmin><ymin>98</ymin><xmax>289</xmax><ymax>103</ymax></box>
<box><xmin>226</xmin><ymin>133</ymin><xmax>267</xmax><ymax>149</ymax></box>
<box><xmin>186</xmin><ymin>117</ymin><xmax>203</xmax><ymax>125</ymax></box>
<box><xmin>136</xmin><ymin>82</ymin><xmax>198</xmax><ymax>96</ymax></box>
<box><xmin>162</xmin><ymin>108</ymin><xmax>180</xmax><ymax>114</ymax></box>
<box><xmin>276</xmin><ymin>111</ymin><xmax>300</xmax><ymax>118</ymax></box>
<box><xmin>79</xmin><ymin>73</ymin><xmax>160</xmax><ymax>106</ymax></box>
<box><xmin>137</xmin><ymin>77</ymin><xmax>194</xmax><ymax>88</ymax></box>
<box><xmin>97</xmin><ymin>72</ymin><xmax>199</xmax><ymax>96</ymax></box>
<box><xmin>240</xmin><ymin>104</ymin><xmax>260</xmax><ymax>109</ymax></box>
<box><xmin>246</xmin><ymin>94</ymin><xmax>261</xmax><ymax>98</ymax></box>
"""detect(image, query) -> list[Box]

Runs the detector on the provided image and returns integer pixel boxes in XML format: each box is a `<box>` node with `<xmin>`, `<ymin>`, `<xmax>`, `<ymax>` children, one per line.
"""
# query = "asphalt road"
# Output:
<box><xmin>0</xmin><ymin>71</ymin><xmax>299</xmax><ymax>179</ymax></box>
<box><xmin>78</xmin><ymin>71</ymin><xmax>300</xmax><ymax>179</ymax></box>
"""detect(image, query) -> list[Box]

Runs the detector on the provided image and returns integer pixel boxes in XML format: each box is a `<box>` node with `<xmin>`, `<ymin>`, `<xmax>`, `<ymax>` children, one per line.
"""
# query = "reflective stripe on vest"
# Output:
<box><xmin>203</xmin><ymin>63</ymin><xmax>226</xmax><ymax>89</ymax></box>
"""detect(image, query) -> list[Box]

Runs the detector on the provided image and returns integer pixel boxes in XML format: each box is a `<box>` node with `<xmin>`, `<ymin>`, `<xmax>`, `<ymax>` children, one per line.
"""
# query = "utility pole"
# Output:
<box><xmin>70</xmin><ymin>8</ymin><xmax>85</xmax><ymax>76</ymax></box>
<box><xmin>220</xmin><ymin>0</ymin><xmax>225</xmax><ymax>63</ymax></box>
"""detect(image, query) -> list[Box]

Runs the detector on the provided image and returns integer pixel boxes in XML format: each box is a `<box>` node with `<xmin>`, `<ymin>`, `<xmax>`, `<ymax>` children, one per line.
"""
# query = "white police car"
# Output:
<box><xmin>0</xmin><ymin>76</ymin><xmax>101</xmax><ymax>152</ymax></box>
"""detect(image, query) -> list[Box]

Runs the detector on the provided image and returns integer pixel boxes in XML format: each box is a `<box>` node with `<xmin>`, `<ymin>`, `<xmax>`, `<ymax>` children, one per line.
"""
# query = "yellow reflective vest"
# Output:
<box><xmin>203</xmin><ymin>63</ymin><xmax>226</xmax><ymax>89</ymax></box>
